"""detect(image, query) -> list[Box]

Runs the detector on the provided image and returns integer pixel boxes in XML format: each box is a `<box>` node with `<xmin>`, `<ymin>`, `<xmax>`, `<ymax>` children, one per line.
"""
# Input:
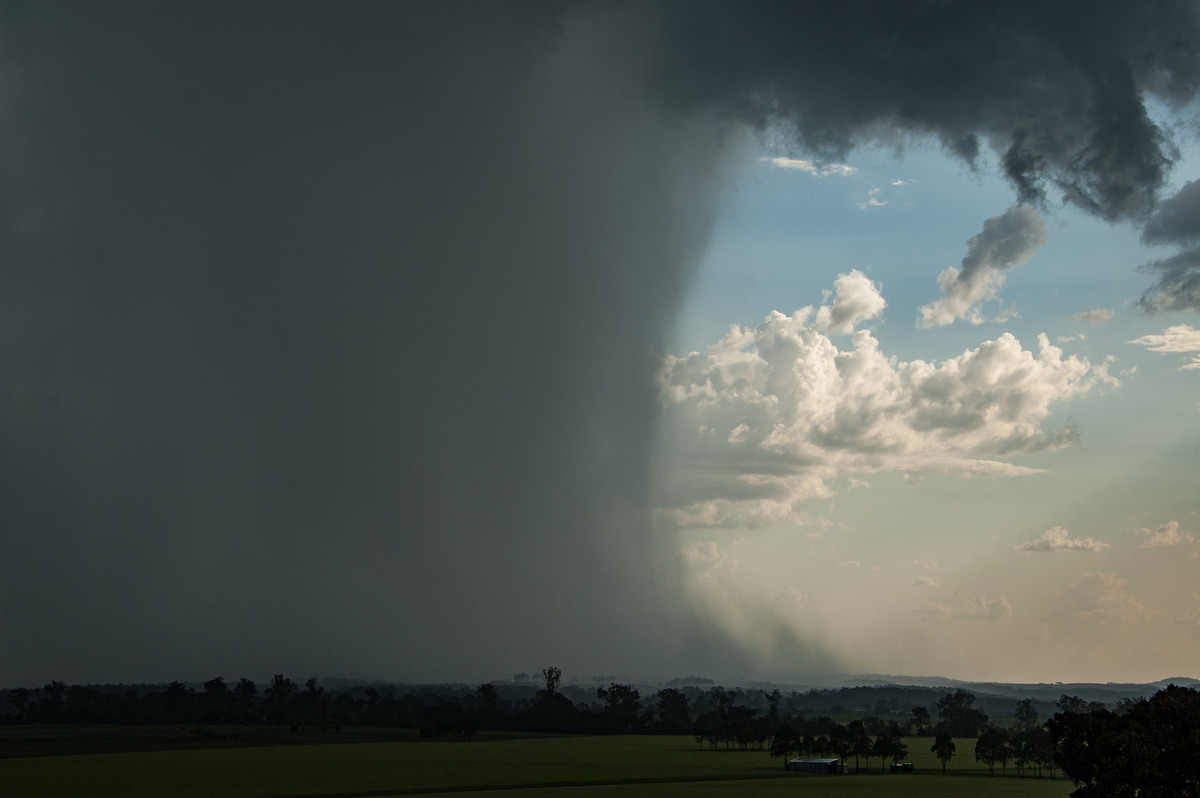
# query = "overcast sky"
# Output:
<box><xmin>2</xmin><ymin>1</ymin><xmax>1199</xmax><ymax>688</ymax></box>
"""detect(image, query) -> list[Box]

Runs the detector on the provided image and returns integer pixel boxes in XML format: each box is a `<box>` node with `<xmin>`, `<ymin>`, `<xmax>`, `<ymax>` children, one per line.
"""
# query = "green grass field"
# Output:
<box><xmin>0</xmin><ymin>729</ymin><xmax>1074</xmax><ymax>798</ymax></box>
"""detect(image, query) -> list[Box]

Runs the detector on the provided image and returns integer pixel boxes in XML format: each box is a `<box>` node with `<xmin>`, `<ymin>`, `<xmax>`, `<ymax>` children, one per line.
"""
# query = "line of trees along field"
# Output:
<box><xmin>3</xmin><ymin>670</ymin><xmax>1197</xmax><ymax>795</ymax></box>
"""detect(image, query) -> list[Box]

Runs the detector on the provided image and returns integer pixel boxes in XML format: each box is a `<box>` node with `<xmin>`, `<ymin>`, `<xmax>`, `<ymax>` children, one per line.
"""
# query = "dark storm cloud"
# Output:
<box><xmin>646</xmin><ymin>0</ymin><xmax>1198</xmax><ymax>223</ymax></box>
<box><xmin>1140</xmin><ymin>179</ymin><xmax>1200</xmax><ymax>311</ymax></box>
<box><xmin>1143</xmin><ymin>179</ymin><xmax>1200</xmax><ymax>245</ymax></box>
<box><xmin>1138</xmin><ymin>249</ymin><xmax>1200</xmax><ymax>312</ymax></box>
<box><xmin>2</xmin><ymin>0</ymin><xmax>1198</xmax><ymax>686</ymax></box>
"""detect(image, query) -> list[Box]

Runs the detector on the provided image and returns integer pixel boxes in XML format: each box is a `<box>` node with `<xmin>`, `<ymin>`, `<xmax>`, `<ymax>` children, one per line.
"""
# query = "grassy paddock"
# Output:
<box><xmin>0</xmin><ymin>732</ymin><xmax>1072</xmax><ymax>798</ymax></box>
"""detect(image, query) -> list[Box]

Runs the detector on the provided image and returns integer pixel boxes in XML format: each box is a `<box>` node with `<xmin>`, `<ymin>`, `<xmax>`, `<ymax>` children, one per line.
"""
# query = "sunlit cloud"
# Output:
<box><xmin>1066</xmin><ymin>309</ymin><xmax>1113</xmax><ymax>325</ymax></box>
<box><xmin>760</xmin><ymin>156</ymin><xmax>857</xmax><ymax>177</ymax></box>
<box><xmin>1018</xmin><ymin>526</ymin><xmax>1111</xmax><ymax>553</ymax></box>
<box><xmin>918</xmin><ymin>206</ymin><xmax>1047</xmax><ymax>327</ymax></box>
<box><xmin>1135</xmin><ymin>520</ymin><xmax>1196</xmax><ymax>548</ymax></box>
<box><xmin>857</xmin><ymin>187</ymin><xmax>887</xmax><ymax>209</ymax></box>
<box><xmin>658</xmin><ymin>273</ymin><xmax>1117</xmax><ymax>529</ymax></box>
<box><xmin>1129</xmin><ymin>325</ymin><xmax>1200</xmax><ymax>370</ymax></box>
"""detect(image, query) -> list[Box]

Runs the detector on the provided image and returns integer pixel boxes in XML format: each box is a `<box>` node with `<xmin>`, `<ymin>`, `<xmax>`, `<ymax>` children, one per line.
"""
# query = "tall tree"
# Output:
<box><xmin>975</xmin><ymin>726</ymin><xmax>1011</xmax><ymax>776</ymax></box>
<box><xmin>232</xmin><ymin>678</ymin><xmax>257</xmax><ymax>721</ymax></box>
<box><xmin>931</xmin><ymin>733</ymin><xmax>956</xmax><ymax>773</ymax></box>
<box><xmin>541</xmin><ymin>666</ymin><xmax>561</xmax><ymax>696</ymax></box>
<box><xmin>265</xmin><ymin>674</ymin><xmax>296</xmax><ymax>724</ymax></box>
<box><xmin>828</xmin><ymin>723</ymin><xmax>851</xmax><ymax>766</ymax></box>
<box><xmin>1048</xmin><ymin>685</ymin><xmax>1200</xmax><ymax>797</ymax></box>
<box><xmin>909</xmin><ymin>705</ymin><xmax>931</xmax><ymax>735</ymax></box>
<box><xmin>766</xmin><ymin>689</ymin><xmax>783</xmax><ymax>720</ymax></box>
<box><xmin>654</xmin><ymin>688</ymin><xmax>691</xmax><ymax>734</ymax></box>
<box><xmin>1014</xmin><ymin>698</ymin><xmax>1039</xmax><ymax>731</ymax></box>
<box><xmin>936</xmin><ymin>690</ymin><xmax>988</xmax><ymax>737</ymax></box>
<box><xmin>596</xmin><ymin>683</ymin><xmax>642</xmax><ymax>733</ymax></box>
<box><xmin>847</xmin><ymin>719</ymin><xmax>871</xmax><ymax>771</ymax></box>
<box><xmin>769</xmin><ymin>723</ymin><xmax>800</xmax><ymax>765</ymax></box>
<box><xmin>202</xmin><ymin>677</ymin><xmax>230</xmax><ymax>723</ymax></box>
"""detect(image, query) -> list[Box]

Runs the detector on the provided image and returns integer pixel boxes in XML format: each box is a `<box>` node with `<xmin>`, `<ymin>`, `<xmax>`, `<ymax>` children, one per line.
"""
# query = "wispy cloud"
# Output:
<box><xmin>1129</xmin><ymin>325</ymin><xmax>1200</xmax><ymax>370</ymax></box>
<box><xmin>1066</xmin><ymin>309</ymin><xmax>1113</xmax><ymax>325</ymax></box>
<box><xmin>760</xmin><ymin>156</ymin><xmax>856</xmax><ymax>177</ymax></box>
<box><xmin>915</xmin><ymin>596</ymin><xmax>1012</xmax><ymax>621</ymax></box>
<box><xmin>1018</xmin><ymin>526</ymin><xmax>1110</xmax><ymax>553</ymax></box>
<box><xmin>1047</xmin><ymin>572</ymin><xmax>1148</xmax><ymax>625</ymax></box>
<box><xmin>857</xmin><ymin>187</ymin><xmax>887</xmax><ymax>209</ymax></box>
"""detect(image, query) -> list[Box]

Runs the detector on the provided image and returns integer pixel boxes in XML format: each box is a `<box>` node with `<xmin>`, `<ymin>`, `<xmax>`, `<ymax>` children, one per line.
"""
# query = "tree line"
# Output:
<box><xmin>1</xmin><ymin>669</ymin><xmax>991</xmax><ymax>739</ymax></box>
<box><xmin>4</xmin><ymin>668</ymin><xmax>1197</xmax><ymax>794</ymax></box>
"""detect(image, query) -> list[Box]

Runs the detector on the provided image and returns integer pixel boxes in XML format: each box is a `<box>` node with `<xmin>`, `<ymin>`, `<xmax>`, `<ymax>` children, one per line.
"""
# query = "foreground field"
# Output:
<box><xmin>0</xmin><ymin>731</ymin><xmax>1073</xmax><ymax>798</ymax></box>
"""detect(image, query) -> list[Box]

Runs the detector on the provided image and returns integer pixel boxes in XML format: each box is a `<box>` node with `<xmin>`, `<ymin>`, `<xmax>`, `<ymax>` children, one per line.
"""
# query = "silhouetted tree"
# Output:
<box><xmin>1014</xmin><ymin>698</ymin><xmax>1039</xmax><ymax>730</ymax></box>
<box><xmin>1048</xmin><ymin>685</ymin><xmax>1200</xmax><ymax>798</ymax></box>
<box><xmin>766</xmin><ymin>689</ymin><xmax>782</xmax><ymax>720</ymax></box>
<box><xmin>473</xmin><ymin>683</ymin><xmax>500</xmax><ymax>730</ymax></box>
<box><xmin>265</xmin><ymin>674</ymin><xmax>297</xmax><ymax>725</ymax></box>
<box><xmin>523</xmin><ymin>667</ymin><xmax>576</xmax><ymax>733</ymax></box>
<box><xmin>909</xmin><ymin>705</ymin><xmax>931</xmax><ymax>735</ymax></box>
<box><xmin>873</xmin><ymin>725</ymin><xmax>907</xmax><ymax>770</ymax></box>
<box><xmin>161</xmin><ymin>681</ymin><xmax>197</xmax><ymax>724</ymax></box>
<box><xmin>7</xmin><ymin>687</ymin><xmax>32</xmax><ymax>723</ymax></box>
<box><xmin>596</xmin><ymin>683</ymin><xmax>642</xmax><ymax>733</ymax></box>
<box><xmin>40</xmin><ymin>681</ymin><xmax>66</xmax><ymax>723</ymax></box>
<box><xmin>541</xmin><ymin>666</ymin><xmax>561</xmax><ymax>696</ymax></box>
<box><xmin>828</xmin><ymin>723</ymin><xmax>851</xmax><ymax>765</ymax></box>
<box><xmin>654</xmin><ymin>688</ymin><xmax>691</xmax><ymax>734</ymax></box>
<box><xmin>848</xmin><ymin>719</ymin><xmax>871</xmax><ymax>770</ymax></box>
<box><xmin>931</xmin><ymin>733</ymin><xmax>956</xmax><ymax>772</ymax></box>
<box><xmin>936</xmin><ymin>690</ymin><xmax>988</xmax><ymax>737</ymax></box>
<box><xmin>975</xmin><ymin>726</ymin><xmax>1011</xmax><ymax>776</ymax></box>
<box><xmin>232</xmin><ymin>678</ymin><xmax>257</xmax><ymax>721</ymax></box>
<box><xmin>769</xmin><ymin>723</ymin><xmax>800</xmax><ymax>765</ymax></box>
<box><xmin>202</xmin><ymin>677</ymin><xmax>230</xmax><ymax>723</ymax></box>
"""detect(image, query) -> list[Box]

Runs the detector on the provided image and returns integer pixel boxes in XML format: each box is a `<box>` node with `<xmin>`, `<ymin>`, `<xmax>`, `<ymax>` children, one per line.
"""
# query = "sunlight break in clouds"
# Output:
<box><xmin>658</xmin><ymin>272</ymin><xmax>1117</xmax><ymax>529</ymax></box>
<box><xmin>760</xmin><ymin>156</ymin><xmax>856</xmax><ymax>177</ymax></box>
<box><xmin>918</xmin><ymin>206</ymin><xmax>1047</xmax><ymax>327</ymax></box>
<box><xmin>1129</xmin><ymin>325</ymin><xmax>1200</xmax><ymax>370</ymax></box>
<box><xmin>1019</xmin><ymin>526</ymin><xmax>1111</xmax><ymax>553</ymax></box>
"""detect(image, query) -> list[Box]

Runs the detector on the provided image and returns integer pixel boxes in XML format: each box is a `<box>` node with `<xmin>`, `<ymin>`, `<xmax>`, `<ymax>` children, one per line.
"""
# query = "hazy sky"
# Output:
<box><xmin>2</xmin><ymin>1</ymin><xmax>1199</xmax><ymax>687</ymax></box>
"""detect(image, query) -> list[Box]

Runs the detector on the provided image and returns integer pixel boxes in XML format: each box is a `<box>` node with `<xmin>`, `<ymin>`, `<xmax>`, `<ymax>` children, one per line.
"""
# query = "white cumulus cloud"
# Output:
<box><xmin>1135</xmin><ymin>520</ymin><xmax>1195</xmax><ymax>548</ymax></box>
<box><xmin>918</xmin><ymin>206</ymin><xmax>1047</xmax><ymax>327</ymax></box>
<box><xmin>1018</xmin><ymin>526</ymin><xmax>1111</xmax><ymax>553</ymax></box>
<box><xmin>657</xmin><ymin>273</ymin><xmax>1116</xmax><ymax>529</ymax></box>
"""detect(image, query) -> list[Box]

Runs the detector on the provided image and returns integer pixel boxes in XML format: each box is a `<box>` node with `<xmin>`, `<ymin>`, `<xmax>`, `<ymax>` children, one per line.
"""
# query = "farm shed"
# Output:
<box><xmin>786</xmin><ymin>758</ymin><xmax>845</xmax><ymax>774</ymax></box>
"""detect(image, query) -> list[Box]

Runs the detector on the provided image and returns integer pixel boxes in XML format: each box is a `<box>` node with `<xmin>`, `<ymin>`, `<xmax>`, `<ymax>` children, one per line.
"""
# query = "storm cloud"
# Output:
<box><xmin>2</xmin><ymin>1</ymin><xmax>1199</xmax><ymax>685</ymax></box>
